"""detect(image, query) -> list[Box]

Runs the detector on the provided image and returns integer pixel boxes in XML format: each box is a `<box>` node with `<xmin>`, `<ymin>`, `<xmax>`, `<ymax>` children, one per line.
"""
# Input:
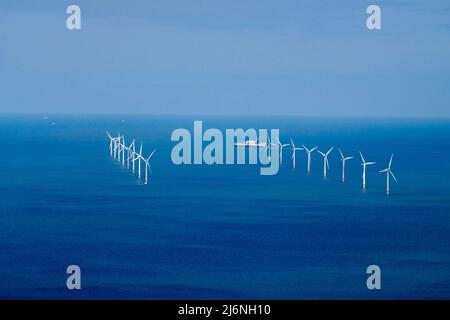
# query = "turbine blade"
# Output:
<box><xmin>379</xmin><ymin>169</ymin><xmax>388</xmax><ymax>173</ymax></box>
<box><xmin>147</xmin><ymin>149</ymin><xmax>156</xmax><ymax>161</ymax></box>
<box><xmin>338</xmin><ymin>148</ymin><xmax>344</xmax><ymax>159</ymax></box>
<box><xmin>359</xmin><ymin>151</ymin><xmax>365</xmax><ymax>162</ymax></box>
<box><xmin>390</xmin><ymin>171</ymin><xmax>398</xmax><ymax>183</ymax></box>
<box><xmin>327</xmin><ymin>147</ymin><xmax>334</xmax><ymax>155</ymax></box>
<box><xmin>389</xmin><ymin>154</ymin><xmax>393</xmax><ymax>169</ymax></box>
<box><xmin>311</xmin><ymin>146</ymin><xmax>318</xmax><ymax>152</ymax></box>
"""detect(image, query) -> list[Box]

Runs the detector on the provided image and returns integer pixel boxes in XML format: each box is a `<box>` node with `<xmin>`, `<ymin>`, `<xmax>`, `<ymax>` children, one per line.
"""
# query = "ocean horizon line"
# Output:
<box><xmin>1</xmin><ymin>112</ymin><xmax>449</xmax><ymax>121</ymax></box>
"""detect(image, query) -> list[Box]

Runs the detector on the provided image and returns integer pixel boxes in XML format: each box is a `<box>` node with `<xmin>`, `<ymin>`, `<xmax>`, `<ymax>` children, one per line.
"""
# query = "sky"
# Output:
<box><xmin>0</xmin><ymin>0</ymin><xmax>449</xmax><ymax>117</ymax></box>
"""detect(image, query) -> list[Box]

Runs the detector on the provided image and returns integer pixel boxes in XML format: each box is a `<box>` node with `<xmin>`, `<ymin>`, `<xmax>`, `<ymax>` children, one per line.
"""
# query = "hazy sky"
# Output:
<box><xmin>0</xmin><ymin>0</ymin><xmax>449</xmax><ymax>116</ymax></box>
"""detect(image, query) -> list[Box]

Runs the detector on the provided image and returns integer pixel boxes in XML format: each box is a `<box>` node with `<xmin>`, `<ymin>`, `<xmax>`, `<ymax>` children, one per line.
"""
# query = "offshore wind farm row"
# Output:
<box><xmin>267</xmin><ymin>136</ymin><xmax>397</xmax><ymax>195</ymax></box>
<box><xmin>106</xmin><ymin>131</ymin><xmax>156</xmax><ymax>184</ymax></box>
<box><xmin>106</xmin><ymin>132</ymin><xmax>397</xmax><ymax>195</ymax></box>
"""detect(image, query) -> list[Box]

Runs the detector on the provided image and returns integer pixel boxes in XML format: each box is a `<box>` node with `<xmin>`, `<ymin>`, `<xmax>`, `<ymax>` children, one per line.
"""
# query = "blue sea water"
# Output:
<box><xmin>0</xmin><ymin>115</ymin><xmax>449</xmax><ymax>299</ymax></box>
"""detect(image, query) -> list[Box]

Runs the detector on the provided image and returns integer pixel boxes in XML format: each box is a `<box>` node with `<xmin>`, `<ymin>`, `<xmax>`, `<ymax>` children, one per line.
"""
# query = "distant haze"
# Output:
<box><xmin>0</xmin><ymin>0</ymin><xmax>449</xmax><ymax>117</ymax></box>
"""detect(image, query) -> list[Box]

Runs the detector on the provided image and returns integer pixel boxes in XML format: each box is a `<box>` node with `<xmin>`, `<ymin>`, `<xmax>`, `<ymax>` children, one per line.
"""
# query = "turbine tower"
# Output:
<box><xmin>265</xmin><ymin>135</ymin><xmax>272</xmax><ymax>159</ymax></box>
<box><xmin>338</xmin><ymin>148</ymin><xmax>353</xmax><ymax>182</ymax></box>
<box><xmin>274</xmin><ymin>138</ymin><xmax>290</xmax><ymax>165</ymax></box>
<box><xmin>112</xmin><ymin>133</ymin><xmax>120</xmax><ymax>160</ymax></box>
<box><xmin>118</xmin><ymin>136</ymin><xmax>124</xmax><ymax>164</ymax></box>
<box><xmin>290</xmin><ymin>138</ymin><xmax>303</xmax><ymax>169</ymax></box>
<box><xmin>360</xmin><ymin>151</ymin><xmax>376</xmax><ymax>191</ymax></box>
<box><xmin>131</xmin><ymin>142</ymin><xmax>137</xmax><ymax>173</ymax></box>
<box><xmin>379</xmin><ymin>154</ymin><xmax>398</xmax><ymax>195</ymax></box>
<box><xmin>127</xmin><ymin>140</ymin><xmax>135</xmax><ymax>169</ymax></box>
<box><xmin>302</xmin><ymin>145</ymin><xmax>318</xmax><ymax>174</ymax></box>
<box><xmin>106</xmin><ymin>131</ymin><xmax>115</xmax><ymax>157</ymax></box>
<box><xmin>116</xmin><ymin>132</ymin><xmax>122</xmax><ymax>161</ymax></box>
<box><xmin>270</xmin><ymin>136</ymin><xmax>280</xmax><ymax>160</ymax></box>
<box><xmin>121</xmin><ymin>136</ymin><xmax>126</xmax><ymax>166</ymax></box>
<box><xmin>138</xmin><ymin>143</ymin><xmax>143</xmax><ymax>179</ymax></box>
<box><xmin>317</xmin><ymin>147</ymin><xmax>334</xmax><ymax>179</ymax></box>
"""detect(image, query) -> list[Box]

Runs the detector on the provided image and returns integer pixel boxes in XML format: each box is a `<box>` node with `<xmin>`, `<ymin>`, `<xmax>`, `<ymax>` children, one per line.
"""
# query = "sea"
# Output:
<box><xmin>0</xmin><ymin>114</ymin><xmax>449</xmax><ymax>299</ymax></box>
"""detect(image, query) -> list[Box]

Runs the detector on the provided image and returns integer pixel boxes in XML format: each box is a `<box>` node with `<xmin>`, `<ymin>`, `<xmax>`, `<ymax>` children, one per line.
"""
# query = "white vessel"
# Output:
<box><xmin>235</xmin><ymin>140</ymin><xmax>267</xmax><ymax>147</ymax></box>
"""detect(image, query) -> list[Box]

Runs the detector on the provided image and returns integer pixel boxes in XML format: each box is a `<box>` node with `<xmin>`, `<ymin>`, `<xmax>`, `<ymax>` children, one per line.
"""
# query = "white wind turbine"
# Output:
<box><xmin>113</xmin><ymin>132</ymin><xmax>121</xmax><ymax>160</ymax></box>
<box><xmin>379</xmin><ymin>154</ymin><xmax>397</xmax><ymax>195</ymax></box>
<box><xmin>275</xmin><ymin>138</ymin><xmax>290</xmax><ymax>164</ymax></box>
<box><xmin>116</xmin><ymin>133</ymin><xmax>122</xmax><ymax>161</ymax></box>
<box><xmin>265</xmin><ymin>135</ymin><xmax>279</xmax><ymax>160</ymax></box>
<box><xmin>302</xmin><ymin>145</ymin><xmax>318</xmax><ymax>174</ymax></box>
<box><xmin>116</xmin><ymin>135</ymin><xmax>124</xmax><ymax>163</ymax></box>
<box><xmin>290</xmin><ymin>138</ymin><xmax>303</xmax><ymax>169</ymax></box>
<box><xmin>121</xmin><ymin>137</ymin><xmax>126</xmax><ymax>166</ymax></box>
<box><xmin>130</xmin><ymin>142</ymin><xmax>137</xmax><ymax>173</ymax></box>
<box><xmin>127</xmin><ymin>140</ymin><xmax>135</xmax><ymax>169</ymax></box>
<box><xmin>124</xmin><ymin>144</ymin><xmax>129</xmax><ymax>168</ymax></box>
<box><xmin>317</xmin><ymin>147</ymin><xmax>334</xmax><ymax>179</ymax></box>
<box><xmin>143</xmin><ymin>150</ymin><xmax>156</xmax><ymax>185</ymax></box>
<box><xmin>269</xmin><ymin>136</ymin><xmax>279</xmax><ymax>160</ymax></box>
<box><xmin>106</xmin><ymin>131</ymin><xmax>116</xmax><ymax>157</ymax></box>
<box><xmin>264</xmin><ymin>135</ymin><xmax>272</xmax><ymax>159</ymax></box>
<box><xmin>360</xmin><ymin>151</ymin><xmax>376</xmax><ymax>191</ymax></box>
<box><xmin>338</xmin><ymin>149</ymin><xmax>353</xmax><ymax>182</ymax></box>
<box><xmin>137</xmin><ymin>143</ymin><xmax>143</xmax><ymax>179</ymax></box>
<box><xmin>129</xmin><ymin>147</ymin><xmax>138</xmax><ymax>174</ymax></box>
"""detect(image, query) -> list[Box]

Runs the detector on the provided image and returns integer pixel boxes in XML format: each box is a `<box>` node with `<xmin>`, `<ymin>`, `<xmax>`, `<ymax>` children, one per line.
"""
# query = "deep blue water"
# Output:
<box><xmin>0</xmin><ymin>115</ymin><xmax>450</xmax><ymax>299</ymax></box>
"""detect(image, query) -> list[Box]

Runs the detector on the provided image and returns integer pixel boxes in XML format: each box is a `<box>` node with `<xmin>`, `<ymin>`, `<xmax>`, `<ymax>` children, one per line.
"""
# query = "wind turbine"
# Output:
<box><xmin>317</xmin><ymin>147</ymin><xmax>333</xmax><ymax>179</ymax></box>
<box><xmin>106</xmin><ymin>131</ymin><xmax>116</xmax><ymax>157</ymax></box>
<box><xmin>131</xmin><ymin>142</ymin><xmax>137</xmax><ymax>173</ymax></box>
<box><xmin>129</xmin><ymin>146</ymin><xmax>138</xmax><ymax>174</ymax></box>
<box><xmin>265</xmin><ymin>135</ymin><xmax>279</xmax><ymax>160</ymax></box>
<box><xmin>127</xmin><ymin>140</ymin><xmax>135</xmax><ymax>168</ymax></box>
<box><xmin>360</xmin><ymin>151</ymin><xmax>376</xmax><ymax>191</ymax></box>
<box><xmin>117</xmin><ymin>136</ymin><xmax>124</xmax><ymax>163</ymax></box>
<box><xmin>265</xmin><ymin>135</ymin><xmax>272</xmax><ymax>159</ymax></box>
<box><xmin>379</xmin><ymin>154</ymin><xmax>397</xmax><ymax>195</ymax></box>
<box><xmin>116</xmin><ymin>136</ymin><xmax>123</xmax><ymax>164</ymax></box>
<box><xmin>275</xmin><ymin>138</ymin><xmax>290</xmax><ymax>164</ymax></box>
<box><xmin>290</xmin><ymin>138</ymin><xmax>304</xmax><ymax>169</ymax></box>
<box><xmin>137</xmin><ymin>143</ymin><xmax>143</xmax><ymax>179</ymax></box>
<box><xmin>112</xmin><ymin>134</ymin><xmax>118</xmax><ymax>159</ymax></box>
<box><xmin>115</xmin><ymin>132</ymin><xmax>122</xmax><ymax>161</ymax></box>
<box><xmin>121</xmin><ymin>137</ymin><xmax>126</xmax><ymax>166</ymax></box>
<box><xmin>127</xmin><ymin>149</ymin><xmax>134</xmax><ymax>170</ymax></box>
<box><xmin>269</xmin><ymin>136</ymin><xmax>279</xmax><ymax>160</ymax></box>
<box><xmin>143</xmin><ymin>150</ymin><xmax>156</xmax><ymax>185</ymax></box>
<box><xmin>338</xmin><ymin>148</ymin><xmax>353</xmax><ymax>182</ymax></box>
<box><xmin>302</xmin><ymin>145</ymin><xmax>318</xmax><ymax>174</ymax></box>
